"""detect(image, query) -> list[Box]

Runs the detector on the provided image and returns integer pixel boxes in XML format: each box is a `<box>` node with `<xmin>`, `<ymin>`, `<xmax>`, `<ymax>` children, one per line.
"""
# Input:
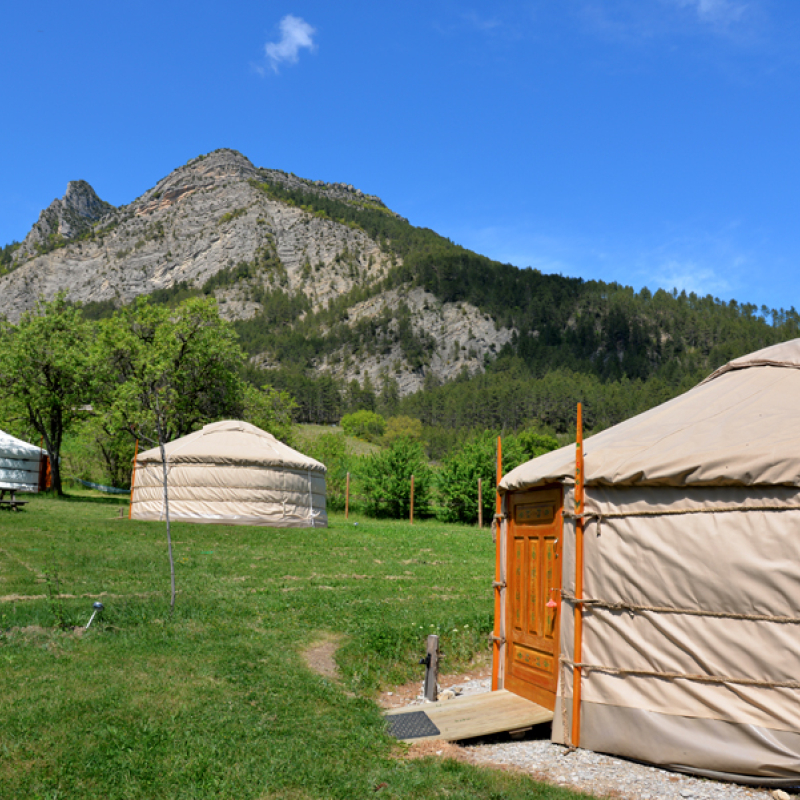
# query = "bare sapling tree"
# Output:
<box><xmin>95</xmin><ymin>296</ymin><xmax>245</xmax><ymax>614</ymax></box>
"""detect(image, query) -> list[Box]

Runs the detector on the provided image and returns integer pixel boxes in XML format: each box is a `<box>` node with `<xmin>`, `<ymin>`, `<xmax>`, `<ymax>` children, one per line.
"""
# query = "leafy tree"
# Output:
<box><xmin>98</xmin><ymin>296</ymin><xmax>245</xmax><ymax>444</ymax></box>
<box><xmin>74</xmin><ymin>415</ymin><xmax>137</xmax><ymax>489</ymax></box>
<box><xmin>340</xmin><ymin>410</ymin><xmax>386</xmax><ymax>442</ymax></box>
<box><xmin>516</xmin><ymin>429</ymin><xmax>560</xmax><ymax>460</ymax></box>
<box><xmin>359</xmin><ymin>437</ymin><xmax>432</xmax><ymax>518</ymax></box>
<box><xmin>0</xmin><ymin>294</ymin><xmax>94</xmax><ymax>495</ymax></box>
<box><xmin>242</xmin><ymin>383</ymin><xmax>297</xmax><ymax>446</ymax></box>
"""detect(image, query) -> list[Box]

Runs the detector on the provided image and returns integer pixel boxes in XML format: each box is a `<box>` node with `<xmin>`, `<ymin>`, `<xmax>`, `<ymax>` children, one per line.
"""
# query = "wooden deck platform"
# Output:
<box><xmin>385</xmin><ymin>689</ymin><xmax>553</xmax><ymax>742</ymax></box>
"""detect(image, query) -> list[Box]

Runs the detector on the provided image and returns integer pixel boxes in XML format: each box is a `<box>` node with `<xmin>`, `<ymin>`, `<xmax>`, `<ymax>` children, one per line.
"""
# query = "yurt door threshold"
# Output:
<box><xmin>385</xmin><ymin>690</ymin><xmax>553</xmax><ymax>742</ymax></box>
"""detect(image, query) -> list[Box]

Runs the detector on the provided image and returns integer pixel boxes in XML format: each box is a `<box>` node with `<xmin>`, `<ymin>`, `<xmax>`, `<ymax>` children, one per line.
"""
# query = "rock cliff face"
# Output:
<box><xmin>0</xmin><ymin>149</ymin><xmax>514</xmax><ymax>396</ymax></box>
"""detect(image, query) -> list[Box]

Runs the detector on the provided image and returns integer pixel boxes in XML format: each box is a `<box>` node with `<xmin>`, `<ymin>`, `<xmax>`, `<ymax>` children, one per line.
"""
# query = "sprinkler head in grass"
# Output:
<box><xmin>85</xmin><ymin>601</ymin><xmax>104</xmax><ymax>630</ymax></box>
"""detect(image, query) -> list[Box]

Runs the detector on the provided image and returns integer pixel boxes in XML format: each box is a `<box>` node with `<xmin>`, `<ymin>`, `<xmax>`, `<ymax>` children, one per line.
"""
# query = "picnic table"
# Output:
<box><xmin>0</xmin><ymin>489</ymin><xmax>28</xmax><ymax>512</ymax></box>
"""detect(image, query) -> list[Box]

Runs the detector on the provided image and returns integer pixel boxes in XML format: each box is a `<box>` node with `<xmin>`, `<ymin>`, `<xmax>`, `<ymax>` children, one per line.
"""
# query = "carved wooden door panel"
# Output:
<box><xmin>504</xmin><ymin>486</ymin><xmax>563</xmax><ymax>710</ymax></box>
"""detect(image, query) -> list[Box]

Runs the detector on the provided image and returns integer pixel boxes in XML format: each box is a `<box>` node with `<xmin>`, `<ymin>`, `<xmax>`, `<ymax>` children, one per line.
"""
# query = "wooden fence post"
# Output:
<box><xmin>410</xmin><ymin>474</ymin><xmax>415</xmax><ymax>525</ymax></box>
<box><xmin>423</xmin><ymin>634</ymin><xmax>439</xmax><ymax>701</ymax></box>
<box><xmin>478</xmin><ymin>478</ymin><xmax>483</xmax><ymax>528</ymax></box>
<box><xmin>345</xmin><ymin>472</ymin><xmax>350</xmax><ymax>520</ymax></box>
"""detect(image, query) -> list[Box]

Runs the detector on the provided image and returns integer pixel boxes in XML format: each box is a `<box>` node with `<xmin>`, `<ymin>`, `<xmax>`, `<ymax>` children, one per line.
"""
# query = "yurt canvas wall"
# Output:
<box><xmin>0</xmin><ymin>429</ymin><xmax>44</xmax><ymax>493</ymax></box>
<box><xmin>497</xmin><ymin>340</ymin><xmax>800</xmax><ymax>785</ymax></box>
<box><xmin>131</xmin><ymin>420</ymin><xmax>326</xmax><ymax>528</ymax></box>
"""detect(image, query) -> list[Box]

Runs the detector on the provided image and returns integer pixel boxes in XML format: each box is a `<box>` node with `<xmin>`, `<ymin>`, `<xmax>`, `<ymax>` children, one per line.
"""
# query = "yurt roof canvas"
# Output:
<box><xmin>0</xmin><ymin>429</ymin><xmax>43</xmax><ymax>493</ymax></box>
<box><xmin>501</xmin><ymin>338</ymin><xmax>800</xmax><ymax>494</ymax></box>
<box><xmin>131</xmin><ymin>420</ymin><xmax>326</xmax><ymax>528</ymax></box>
<box><xmin>136</xmin><ymin>420</ymin><xmax>326</xmax><ymax>471</ymax></box>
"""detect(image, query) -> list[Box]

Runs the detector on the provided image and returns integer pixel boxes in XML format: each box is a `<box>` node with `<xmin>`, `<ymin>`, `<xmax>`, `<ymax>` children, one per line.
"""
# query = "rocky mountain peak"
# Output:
<box><xmin>133</xmin><ymin>149</ymin><xmax>259</xmax><ymax>215</ymax></box>
<box><xmin>13</xmin><ymin>179</ymin><xmax>114</xmax><ymax>262</ymax></box>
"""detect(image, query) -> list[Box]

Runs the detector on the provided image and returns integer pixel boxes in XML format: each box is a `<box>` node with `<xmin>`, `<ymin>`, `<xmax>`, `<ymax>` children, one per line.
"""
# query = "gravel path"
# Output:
<box><xmin>404</xmin><ymin>677</ymin><xmax>794</xmax><ymax>800</ymax></box>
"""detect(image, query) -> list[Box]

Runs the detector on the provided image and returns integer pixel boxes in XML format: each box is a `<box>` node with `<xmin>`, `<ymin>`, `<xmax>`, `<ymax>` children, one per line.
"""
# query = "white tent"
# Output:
<box><xmin>0</xmin><ymin>429</ymin><xmax>44</xmax><ymax>493</ymax></box>
<box><xmin>130</xmin><ymin>420</ymin><xmax>327</xmax><ymax>527</ymax></box>
<box><xmin>495</xmin><ymin>339</ymin><xmax>800</xmax><ymax>785</ymax></box>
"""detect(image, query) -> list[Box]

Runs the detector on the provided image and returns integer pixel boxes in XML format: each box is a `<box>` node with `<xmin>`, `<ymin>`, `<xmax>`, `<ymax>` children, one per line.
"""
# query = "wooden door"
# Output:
<box><xmin>504</xmin><ymin>486</ymin><xmax>563</xmax><ymax>710</ymax></box>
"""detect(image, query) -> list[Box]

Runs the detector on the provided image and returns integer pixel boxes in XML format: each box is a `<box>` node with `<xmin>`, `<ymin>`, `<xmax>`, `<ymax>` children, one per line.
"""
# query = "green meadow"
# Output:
<box><xmin>0</xmin><ymin>494</ymin><xmax>596</xmax><ymax>800</ymax></box>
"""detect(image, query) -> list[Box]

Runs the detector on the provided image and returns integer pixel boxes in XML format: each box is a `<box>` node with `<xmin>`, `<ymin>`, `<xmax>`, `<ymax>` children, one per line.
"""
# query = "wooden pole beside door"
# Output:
<box><xmin>491</xmin><ymin>436</ymin><xmax>503</xmax><ymax>691</ymax></box>
<box><xmin>478</xmin><ymin>478</ymin><xmax>483</xmax><ymax>528</ymax></box>
<box><xmin>345</xmin><ymin>472</ymin><xmax>350</xmax><ymax>519</ymax></box>
<box><xmin>410</xmin><ymin>474</ymin><xmax>415</xmax><ymax>525</ymax></box>
<box><xmin>572</xmin><ymin>403</ymin><xmax>585</xmax><ymax>747</ymax></box>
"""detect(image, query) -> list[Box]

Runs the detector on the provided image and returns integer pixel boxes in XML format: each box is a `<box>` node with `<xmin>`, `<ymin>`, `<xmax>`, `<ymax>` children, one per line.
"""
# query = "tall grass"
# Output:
<box><xmin>0</xmin><ymin>496</ymin><xmax>596</xmax><ymax>800</ymax></box>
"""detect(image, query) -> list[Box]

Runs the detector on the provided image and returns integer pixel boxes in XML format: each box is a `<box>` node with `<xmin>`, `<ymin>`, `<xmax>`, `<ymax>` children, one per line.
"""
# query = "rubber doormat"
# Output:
<box><xmin>386</xmin><ymin>711</ymin><xmax>441</xmax><ymax>739</ymax></box>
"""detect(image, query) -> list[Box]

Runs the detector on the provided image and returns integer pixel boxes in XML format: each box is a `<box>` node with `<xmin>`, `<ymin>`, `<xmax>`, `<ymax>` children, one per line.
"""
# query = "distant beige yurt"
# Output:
<box><xmin>130</xmin><ymin>420</ymin><xmax>326</xmax><ymax>527</ymax></box>
<box><xmin>494</xmin><ymin>339</ymin><xmax>800</xmax><ymax>785</ymax></box>
<box><xmin>0</xmin><ymin>429</ymin><xmax>46</xmax><ymax>493</ymax></box>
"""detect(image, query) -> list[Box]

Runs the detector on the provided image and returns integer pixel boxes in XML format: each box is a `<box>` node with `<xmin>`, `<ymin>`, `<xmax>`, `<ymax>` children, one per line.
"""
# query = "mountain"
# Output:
<box><xmin>0</xmin><ymin>149</ymin><xmax>515</xmax><ymax>395</ymax></box>
<box><xmin>2</xmin><ymin>148</ymin><xmax>799</xmax><ymax>427</ymax></box>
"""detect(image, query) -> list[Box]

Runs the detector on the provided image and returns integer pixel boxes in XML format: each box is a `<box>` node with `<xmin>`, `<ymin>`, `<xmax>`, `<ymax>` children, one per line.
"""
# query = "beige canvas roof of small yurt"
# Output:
<box><xmin>501</xmin><ymin>338</ymin><xmax>800</xmax><ymax>494</ymax></box>
<box><xmin>136</xmin><ymin>419</ymin><xmax>325</xmax><ymax>472</ymax></box>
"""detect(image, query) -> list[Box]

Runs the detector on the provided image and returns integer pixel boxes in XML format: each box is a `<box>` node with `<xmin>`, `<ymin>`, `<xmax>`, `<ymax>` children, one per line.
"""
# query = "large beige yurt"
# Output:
<box><xmin>130</xmin><ymin>420</ymin><xmax>326</xmax><ymax>527</ymax></box>
<box><xmin>494</xmin><ymin>339</ymin><xmax>800</xmax><ymax>785</ymax></box>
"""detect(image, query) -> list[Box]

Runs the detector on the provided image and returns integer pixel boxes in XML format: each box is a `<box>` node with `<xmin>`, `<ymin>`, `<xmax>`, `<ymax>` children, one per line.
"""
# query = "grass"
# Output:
<box><xmin>0</xmin><ymin>495</ymin><xmax>599</xmax><ymax>800</ymax></box>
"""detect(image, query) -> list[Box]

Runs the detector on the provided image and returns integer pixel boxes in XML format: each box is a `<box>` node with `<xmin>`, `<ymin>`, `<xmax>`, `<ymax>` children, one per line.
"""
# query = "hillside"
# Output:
<box><xmin>2</xmin><ymin>147</ymin><xmax>799</xmax><ymax>432</ymax></box>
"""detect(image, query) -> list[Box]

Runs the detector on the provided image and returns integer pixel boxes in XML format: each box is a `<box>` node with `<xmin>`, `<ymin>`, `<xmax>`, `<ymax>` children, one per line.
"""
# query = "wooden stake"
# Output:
<box><xmin>128</xmin><ymin>438</ymin><xmax>139</xmax><ymax>520</ymax></box>
<box><xmin>478</xmin><ymin>478</ymin><xmax>483</xmax><ymax>528</ymax></box>
<box><xmin>572</xmin><ymin>403</ymin><xmax>585</xmax><ymax>748</ymax></box>
<box><xmin>491</xmin><ymin>436</ymin><xmax>503</xmax><ymax>691</ymax></box>
<box><xmin>423</xmin><ymin>634</ymin><xmax>439</xmax><ymax>701</ymax></box>
<box><xmin>345</xmin><ymin>472</ymin><xmax>350</xmax><ymax>519</ymax></box>
<box><xmin>410</xmin><ymin>474</ymin><xmax>415</xmax><ymax>525</ymax></box>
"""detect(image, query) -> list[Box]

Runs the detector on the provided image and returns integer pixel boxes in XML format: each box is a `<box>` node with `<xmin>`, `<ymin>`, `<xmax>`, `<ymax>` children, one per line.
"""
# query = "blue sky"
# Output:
<box><xmin>2</xmin><ymin>0</ymin><xmax>800</xmax><ymax>312</ymax></box>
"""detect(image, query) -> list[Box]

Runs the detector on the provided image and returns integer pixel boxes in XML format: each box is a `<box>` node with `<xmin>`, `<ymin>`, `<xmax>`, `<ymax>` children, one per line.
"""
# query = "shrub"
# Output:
<box><xmin>340</xmin><ymin>410</ymin><xmax>386</xmax><ymax>442</ymax></box>
<box><xmin>382</xmin><ymin>415</ymin><xmax>424</xmax><ymax>446</ymax></box>
<box><xmin>437</xmin><ymin>432</ymin><xmax>527</xmax><ymax>524</ymax></box>
<box><xmin>358</xmin><ymin>437</ymin><xmax>431</xmax><ymax>518</ymax></box>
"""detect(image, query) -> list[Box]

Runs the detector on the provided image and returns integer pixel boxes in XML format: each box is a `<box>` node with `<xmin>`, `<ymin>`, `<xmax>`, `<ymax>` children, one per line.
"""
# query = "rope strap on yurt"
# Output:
<box><xmin>560</xmin><ymin>590</ymin><xmax>800</xmax><ymax>624</ymax></box>
<box><xmin>560</xmin><ymin>656</ymin><xmax>800</xmax><ymax>690</ymax></box>
<box><xmin>563</xmin><ymin>504</ymin><xmax>800</xmax><ymax>534</ymax></box>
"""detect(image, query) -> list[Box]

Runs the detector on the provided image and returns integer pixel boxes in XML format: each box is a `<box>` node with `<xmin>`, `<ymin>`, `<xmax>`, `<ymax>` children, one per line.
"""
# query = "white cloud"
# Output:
<box><xmin>672</xmin><ymin>0</ymin><xmax>748</xmax><ymax>25</ymax></box>
<box><xmin>650</xmin><ymin>259</ymin><xmax>733</xmax><ymax>298</ymax></box>
<box><xmin>264</xmin><ymin>15</ymin><xmax>316</xmax><ymax>73</ymax></box>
